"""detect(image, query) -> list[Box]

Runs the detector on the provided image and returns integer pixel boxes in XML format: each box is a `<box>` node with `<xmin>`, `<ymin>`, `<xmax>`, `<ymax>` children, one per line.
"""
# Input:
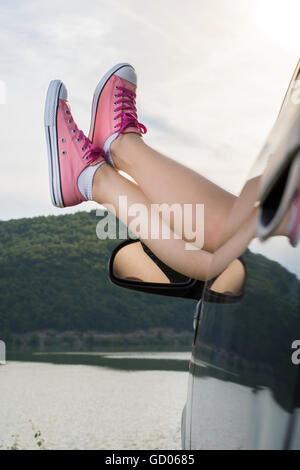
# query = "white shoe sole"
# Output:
<box><xmin>44</xmin><ymin>80</ymin><xmax>67</xmax><ymax>208</ymax></box>
<box><xmin>258</xmin><ymin>151</ymin><xmax>300</xmax><ymax>240</ymax></box>
<box><xmin>88</xmin><ymin>63</ymin><xmax>135</xmax><ymax>143</ymax></box>
<box><xmin>257</xmin><ymin>60</ymin><xmax>300</xmax><ymax>239</ymax></box>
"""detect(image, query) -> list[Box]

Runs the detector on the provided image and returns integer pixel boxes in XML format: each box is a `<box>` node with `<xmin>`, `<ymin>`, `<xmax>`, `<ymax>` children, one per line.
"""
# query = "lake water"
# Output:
<box><xmin>0</xmin><ymin>351</ymin><xmax>190</xmax><ymax>450</ymax></box>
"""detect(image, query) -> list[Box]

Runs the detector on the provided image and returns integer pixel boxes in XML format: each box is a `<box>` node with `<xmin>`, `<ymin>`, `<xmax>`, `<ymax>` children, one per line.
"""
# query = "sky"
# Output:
<box><xmin>0</xmin><ymin>0</ymin><xmax>300</xmax><ymax>221</ymax></box>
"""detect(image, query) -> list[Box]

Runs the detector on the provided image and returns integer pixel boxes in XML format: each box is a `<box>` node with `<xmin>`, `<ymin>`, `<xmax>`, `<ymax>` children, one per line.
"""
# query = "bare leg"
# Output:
<box><xmin>93</xmin><ymin>164</ymin><xmax>214</xmax><ymax>279</ymax></box>
<box><xmin>92</xmin><ymin>164</ymin><xmax>291</xmax><ymax>281</ymax></box>
<box><xmin>111</xmin><ymin>134</ymin><xmax>236</xmax><ymax>252</ymax></box>
<box><xmin>111</xmin><ymin>134</ymin><xmax>264</xmax><ymax>252</ymax></box>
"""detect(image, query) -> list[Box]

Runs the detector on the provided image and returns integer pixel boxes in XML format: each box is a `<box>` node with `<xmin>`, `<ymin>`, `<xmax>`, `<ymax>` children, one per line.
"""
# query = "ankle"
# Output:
<box><xmin>92</xmin><ymin>161</ymin><xmax>110</xmax><ymax>202</ymax></box>
<box><xmin>111</xmin><ymin>133</ymin><xmax>144</xmax><ymax>171</ymax></box>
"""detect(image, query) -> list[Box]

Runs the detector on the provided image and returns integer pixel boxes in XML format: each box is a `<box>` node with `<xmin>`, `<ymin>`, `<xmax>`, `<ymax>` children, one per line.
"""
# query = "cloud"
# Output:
<box><xmin>0</xmin><ymin>0</ymin><xmax>299</xmax><ymax>219</ymax></box>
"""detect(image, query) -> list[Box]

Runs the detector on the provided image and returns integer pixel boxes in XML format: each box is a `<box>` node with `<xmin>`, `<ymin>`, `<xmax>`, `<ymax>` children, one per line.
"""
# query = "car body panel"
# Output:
<box><xmin>184</xmin><ymin>237</ymin><xmax>300</xmax><ymax>449</ymax></box>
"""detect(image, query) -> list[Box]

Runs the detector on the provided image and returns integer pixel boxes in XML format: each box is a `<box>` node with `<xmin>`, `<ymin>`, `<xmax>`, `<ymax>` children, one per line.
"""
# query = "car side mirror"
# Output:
<box><xmin>109</xmin><ymin>239</ymin><xmax>246</xmax><ymax>303</ymax></box>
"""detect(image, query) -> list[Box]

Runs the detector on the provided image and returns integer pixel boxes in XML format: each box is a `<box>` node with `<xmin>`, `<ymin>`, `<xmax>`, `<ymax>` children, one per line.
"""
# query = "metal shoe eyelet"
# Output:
<box><xmin>68</xmin><ymin>119</ymin><xmax>72</xmax><ymax>124</ymax></box>
<box><xmin>72</xmin><ymin>129</ymin><xmax>76</xmax><ymax>134</ymax></box>
<box><xmin>81</xmin><ymin>147</ymin><xmax>85</xmax><ymax>152</ymax></box>
<box><xmin>76</xmin><ymin>138</ymin><xmax>80</xmax><ymax>142</ymax></box>
<box><xmin>62</xmin><ymin>151</ymin><xmax>67</xmax><ymax>155</ymax></box>
<box><xmin>61</xmin><ymin>138</ymin><xmax>66</xmax><ymax>143</ymax></box>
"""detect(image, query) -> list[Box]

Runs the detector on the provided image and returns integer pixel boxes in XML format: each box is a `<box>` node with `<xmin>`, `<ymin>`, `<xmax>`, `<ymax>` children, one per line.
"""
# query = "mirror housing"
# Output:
<box><xmin>109</xmin><ymin>239</ymin><xmax>246</xmax><ymax>303</ymax></box>
<box><xmin>109</xmin><ymin>239</ymin><xmax>203</xmax><ymax>300</ymax></box>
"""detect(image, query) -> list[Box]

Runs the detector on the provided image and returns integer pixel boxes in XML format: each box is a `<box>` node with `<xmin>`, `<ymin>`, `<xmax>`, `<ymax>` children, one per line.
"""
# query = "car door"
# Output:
<box><xmin>184</xmin><ymin>235</ymin><xmax>300</xmax><ymax>450</ymax></box>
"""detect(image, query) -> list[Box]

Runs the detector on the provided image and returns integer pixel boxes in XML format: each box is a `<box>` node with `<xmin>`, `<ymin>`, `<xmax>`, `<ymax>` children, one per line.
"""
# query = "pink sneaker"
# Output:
<box><xmin>44</xmin><ymin>80</ymin><xmax>106</xmax><ymax>207</ymax></box>
<box><xmin>88</xmin><ymin>63</ymin><xmax>147</xmax><ymax>167</ymax></box>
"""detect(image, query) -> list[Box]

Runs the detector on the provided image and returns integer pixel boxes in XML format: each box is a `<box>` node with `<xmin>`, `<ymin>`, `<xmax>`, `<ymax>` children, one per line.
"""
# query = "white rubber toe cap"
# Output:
<box><xmin>115</xmin><ymin>65</ymin><xmax>137</xmax><ymax>85</ymax></box>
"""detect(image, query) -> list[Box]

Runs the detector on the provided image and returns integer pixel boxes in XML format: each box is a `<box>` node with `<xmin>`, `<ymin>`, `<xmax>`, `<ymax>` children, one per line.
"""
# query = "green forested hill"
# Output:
<box><xmin>0</xmin><ymin>211</ymin><xmax>194</xmax><ymax>338</ymax></box>
<box><xmin>1</xmin><ymin>211</ymin><xmax>300</xmax><ymax>355</ymax></box>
